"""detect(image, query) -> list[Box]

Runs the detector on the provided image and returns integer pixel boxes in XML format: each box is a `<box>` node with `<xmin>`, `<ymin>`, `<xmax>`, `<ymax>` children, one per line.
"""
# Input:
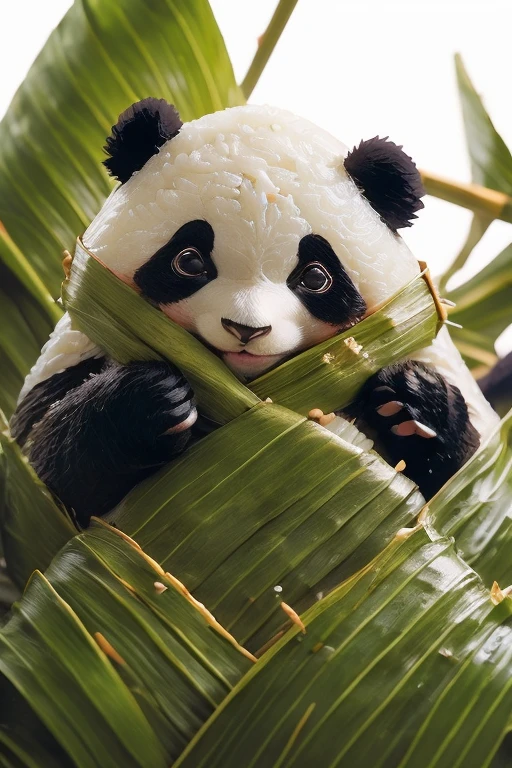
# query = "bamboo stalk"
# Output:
<box><xmin>241</xmin><ymin>0</ymin><xmax>300</xmax><ymax>99</ymax></box>
<box><xmin>421</xmin><ymin>170</ymin><xmax>512</xmax><ymax>222</ymax></box>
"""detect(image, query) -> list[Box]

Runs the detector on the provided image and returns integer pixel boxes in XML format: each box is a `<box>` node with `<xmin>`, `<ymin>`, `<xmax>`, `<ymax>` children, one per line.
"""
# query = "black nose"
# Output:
<box><xmin>221</xmin><ymin>318</ymin><xmax>272</xmax><ymax>345</ymax></box>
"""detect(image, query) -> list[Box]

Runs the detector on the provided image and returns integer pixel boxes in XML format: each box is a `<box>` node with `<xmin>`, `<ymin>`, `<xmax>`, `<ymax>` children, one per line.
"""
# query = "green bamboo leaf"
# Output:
<box><xmin>241</xmin><ymin>0</ymin><xmax>299</xmax><ymax>99</ymax></box>
<box><xmin>64</xmin><ymin>241</ymin><xmax>259</xmax><ymax>423</ymax></box>
<box><xmin>0</xmin><ymin>728</ymin><xmax>65</xmax><ymax>768</ymax></box>
<box><xmin>0</xmin><ymin>572</ymin><xmax>168</xmax><ymax>768</ymax></box>
<box><xmin>108</xmin><ymin>402</ymin><xmax>424</xmax><ymax>649</ymax></box>
<box><xmin>3</xmin><ymin>248</ymin><xmax>438</xmax><ymax>594</ymax></box>
<box><xmin>438</xmin><ymin>55</ymin><xmax>512</xmax><ymax>296</ymax></box>
<box><xmin>455</xmin><ymin>55</ymin><xmax>512</xmax><ymax>194</ymax></box>
<box><xmin>0</xmin><ymin>0</ymin><xmax>242</xmax><ymax>299</ymax></box>
<box><xmin>77</xmin><ymin>522</ymin><xmax>253</xmax><ymax>679</ymax></box>
<box><xmin>446</xmin><ymin>243</ymin><xmax>512</xmax><ymax>358</ymax></box>
<box><xmin>175</xmin><ymin>528</ymin><xmax>512</xmax><ymax>768</ymax></box>
<box><xmin>0</xmin><ymin>565</ymin><xmax>20</xmax><ymax>619</ymax></box>
<box><xmin>0</xmin><ymin>523</ymin><xmax>253</xmax><ymax>765</ymax></box>
<box><xmin>445</xmin><ymin>239</ymin><xmax>512</xmax><ymax>376</ymax></box>
<box><xmin>65</xmin><ymin>242</ymin><xmax>440</xmax><ymax>422</ymax></box>
<box><xmin>426</xmin><ymin>409</ymin><xmax>512</xmax><ymax>587</ymax></box>
<box><xmin>0</xmin><ymin>252</ymin><xmax>58</xmax><ymax>413</ymax></box>
<box><xmin>437</xmin><ymin>55</ymin><xmax>512</xmax><ymax>363</ymax></box>
<box><xmin>2</xmin><ymin>9</ymin><xmax>512</xmax><ymax>764</ymax></box>
<box><xmin>0</xmin><ymin>353</ymin><xmax>23</xmax><ymax>419</ymax></box>
<box><xmin>251</xmin><ymin>274</ymin><xmax>439</xmax><ymax>414</ymax></box>
<box><xmin>41</xmin><ymin>523</ymin><xmax>252</xmax><ymax>761</ymax></box>
<box><xmin>0</xmin><ymin>290</ymin><xmax>42</xmax><ymax>380</ymax></box>
<box><xmin>491</xmin><ymin>737</ymin><xmax>512</xmax><ymax>768</ymax></box>
<box><xmin>0</xmin><ymin>231</ymin><xmax>61</xmax><ymax>326</ymax></box>
<box><xmin>0</xmin><ymin>410</ymin><xmax>76</xmax><ymax>588</ymax></box>
<box><xmin>0</xmin><ymin>285</ymin><xmax>54</xmax><ymax>417</ymax></box>
<box><xmin>438</xmin><ymin>213</ymin><xmax>493</xmax><ymax>295</ymax></box>
<box><xmin>424</xmin><ymin>54</ymin><xmax>512</xmax><ymax>260</ymax></box>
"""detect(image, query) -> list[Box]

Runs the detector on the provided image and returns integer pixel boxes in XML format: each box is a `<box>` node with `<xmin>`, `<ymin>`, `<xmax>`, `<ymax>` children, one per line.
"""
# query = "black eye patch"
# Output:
<box><xmin>133</xmin><ymin>220</ymin><xmax>216</xmax><ymax>304</ymax></box>
<box><xmin>287</xmin><ymin>234</ymin><xmax>366</xmax><ymax>326</ymax></box>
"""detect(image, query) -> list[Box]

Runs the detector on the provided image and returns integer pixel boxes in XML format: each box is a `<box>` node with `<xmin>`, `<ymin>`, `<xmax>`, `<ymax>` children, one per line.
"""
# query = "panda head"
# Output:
<box><xmin>83</xmin><ymin>99</ymin><xmax>424</xmax><ymax>380</ymax></box>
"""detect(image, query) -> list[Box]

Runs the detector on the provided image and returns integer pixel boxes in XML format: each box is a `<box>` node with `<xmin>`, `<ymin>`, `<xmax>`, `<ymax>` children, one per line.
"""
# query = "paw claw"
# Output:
<box><xmin>377</xmin><ymin>400</ymin><xmax>404</xmax><ymax>417</ymax></box>
<box><xmin>165</xmin><ymin>407</ymin><xmax>198</xmax><ymax>434</ymax></box>
<box><xmin>391</xmin><ymin>420</ymin><xmax>437</xmax><ymax>439</ymax></box>
<box><xmin>319</xmin><ymin>412</ymin><xmax>336</xmax><ymax>426</ymax></box>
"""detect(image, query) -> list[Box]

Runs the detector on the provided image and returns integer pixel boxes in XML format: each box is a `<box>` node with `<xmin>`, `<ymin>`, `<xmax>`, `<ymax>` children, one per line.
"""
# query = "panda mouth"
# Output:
<box><xmin>223</xmin><ymin>349</ymin><xmax>284</xmax><ymax>364</ymax></box>
<box><xmin>193</xmin><ymin>334</ymin><xmax>287</xmax><ymax>377</ymax></box>
<box><xmin>221</xmin><ymin>349</ymin><xmax>287</xmax><ymax>379</ymax></box>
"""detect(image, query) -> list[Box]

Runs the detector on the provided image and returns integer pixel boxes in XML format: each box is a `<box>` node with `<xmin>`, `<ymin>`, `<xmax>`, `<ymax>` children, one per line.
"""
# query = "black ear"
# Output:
<box><xmin>103</xmin><ymin>98</ymin><xmax>182</xmax><ymax>183</ymax></box>
<box><xmin>344</xmin><ymin>137</ymin><xmax>425</xmax><ymax>231</ymax></box>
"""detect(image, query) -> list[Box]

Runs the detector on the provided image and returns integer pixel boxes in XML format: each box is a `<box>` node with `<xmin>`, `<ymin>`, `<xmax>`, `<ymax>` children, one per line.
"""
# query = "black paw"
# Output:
<box><xmin>106</xmin><ymin>360</ymin><xmax>197</xmax><ymax>460</ymax></box>
<box><xmin>25</xmin><ymin>359</ymin><xmax>196</xmax><ymax>524</ymax></box>
<box><xmin>345</xmin><ymin>361</ymin><xmax>480</xmax><ymax>498</ymax></box>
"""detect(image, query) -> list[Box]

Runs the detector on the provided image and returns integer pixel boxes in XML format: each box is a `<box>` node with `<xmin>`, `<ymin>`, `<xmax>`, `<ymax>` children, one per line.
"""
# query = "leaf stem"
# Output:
<box><xmin>421</xmin><ymin>170</ymin><xmax>512</xmax><ymax>223</ymax></box>
<box><xmin>240</xmin><ymin>0</ymin><xmax>300</xmax><ymax>99</ymax></box>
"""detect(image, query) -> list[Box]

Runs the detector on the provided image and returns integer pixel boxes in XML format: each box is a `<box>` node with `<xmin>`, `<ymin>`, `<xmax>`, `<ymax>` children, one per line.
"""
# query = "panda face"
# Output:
<box><xmin>132</xmin><ymin>217</ymin><xmax>366</xmax><ymax>379</ymax></box>
<box><xmin>83</xmin><ymin>103</ymin><xmax>424</xmax><ymax>380</ymax></box>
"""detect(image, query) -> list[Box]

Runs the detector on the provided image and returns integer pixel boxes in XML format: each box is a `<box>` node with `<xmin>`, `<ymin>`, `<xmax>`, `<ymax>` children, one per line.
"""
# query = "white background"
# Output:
<box><xmin>1</xmin><ymin>0</ymin><xmax>511</xmax><ymax>349</ymax></box>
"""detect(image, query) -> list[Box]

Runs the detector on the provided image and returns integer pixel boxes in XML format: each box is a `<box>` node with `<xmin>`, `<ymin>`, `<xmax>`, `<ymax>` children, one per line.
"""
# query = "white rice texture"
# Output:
<box><xmin>84</xmin><ymin>104</ymin><xmax>421</xmax><ymax>309</ymax></box>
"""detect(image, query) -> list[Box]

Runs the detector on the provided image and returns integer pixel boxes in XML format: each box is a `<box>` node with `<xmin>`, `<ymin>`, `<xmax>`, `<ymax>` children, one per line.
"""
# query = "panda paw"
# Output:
<box><xmin>102</xmin><ymin>360</ymin><xmax>197</xmax><ymax>457</ymax></box>
<box><xmin>344</xmin><ymin>360</ymin><xmax>480</xmax><ymax>498</ymax></box>
<box><xmin>26</xmin><ymin>359</ymin><xmax>197</xmax><ymax>524</ymax></box>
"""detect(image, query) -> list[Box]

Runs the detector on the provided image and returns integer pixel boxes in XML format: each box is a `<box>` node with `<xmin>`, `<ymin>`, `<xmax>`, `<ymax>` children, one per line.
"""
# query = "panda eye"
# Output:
<box><xmin>299</xmin><ymin>263</ymin><xmax>332</xmax><ymax>292</ymax></box>
<box><xmin>172</xmin><ymin>247</ymin><xmax>206</xmax><ymax>277</ymax></box>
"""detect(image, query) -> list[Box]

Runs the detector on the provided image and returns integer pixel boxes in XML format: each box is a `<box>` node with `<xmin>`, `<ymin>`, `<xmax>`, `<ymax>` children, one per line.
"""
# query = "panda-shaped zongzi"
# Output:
<box><xmin>11</xmin><ymin>100</ymin><xmax>498</xmax><ymax>526</ymax></box>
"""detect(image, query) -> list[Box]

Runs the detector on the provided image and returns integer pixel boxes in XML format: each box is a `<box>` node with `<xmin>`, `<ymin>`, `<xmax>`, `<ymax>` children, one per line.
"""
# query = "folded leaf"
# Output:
<box><xmin>175</xmin><ymin>528</ymin><xmax>512</xmax><ymax>768</ymax></box>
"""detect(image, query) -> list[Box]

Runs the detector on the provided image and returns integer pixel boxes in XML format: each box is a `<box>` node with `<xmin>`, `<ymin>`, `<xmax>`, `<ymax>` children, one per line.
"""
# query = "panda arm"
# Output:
<box><xmin>11</xmin><ymin>357</ymin><xmax>107</xmax><ymax>448</ymax></box>
<box><xmin>345</xmin><ymin>360</ymin><xmax>480</xmax><ymax>499</ymax></box>
<box><xmin>15</xmin><ymin>359</ymin><xmax>196</xmax><ymax>526</ymax></box>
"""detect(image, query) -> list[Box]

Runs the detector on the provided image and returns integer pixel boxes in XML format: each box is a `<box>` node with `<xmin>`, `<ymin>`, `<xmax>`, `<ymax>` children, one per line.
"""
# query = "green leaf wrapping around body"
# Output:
<box><xmin>0</xmin><ymin>572</ymin><xmax>168</xmax><ymax>768</ymax></box>
<box><xmin>0</xmin><ymin>524</ymin><xmax>252</xmax><ymax>766</ymax></box>
<box><xmin>0</xmin><ymin>411</ymin><xmax>76</xmax><ymax>588</ymax></box>
<box><xmin>64</xmin><ymin>241</ymin><xmax>259</xmax><ymax>424</ymax></box>
<box><xmin>250</xmin><ymin>276</ymin><xmax>439</xmax><ymax>414</ymax></box>
<box><xmin>426</xmin><ymin>408</ymin><xmax>512</xmax><ymax>587</ymax></box>
<box><xmin>0</xmin><ymin>0</ymin><xmax>242</xmax><ymax>298</ymax></box>
<box><xmin>65</xmin><ymin>241</ymin><xmax>441</xmax><ymax>421</ymax></box>
<box><xmin>2</xmin><ymin>246</ymin><xmax>438</xmax><ymax>589</ymax></box>
<box><xmin>3</xmin><ymin>505</ymin><xmax>512</xmax><ymax>766</ymax></box>
<box><xmin>175</xmin><ymin>528</ymin><xmax>512</xmax><ymax>768</ymax></box>
<box><xmin>108</xmin><ymin>402</ymin><xmax>424</xmax><ymax>650</ymax></box>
